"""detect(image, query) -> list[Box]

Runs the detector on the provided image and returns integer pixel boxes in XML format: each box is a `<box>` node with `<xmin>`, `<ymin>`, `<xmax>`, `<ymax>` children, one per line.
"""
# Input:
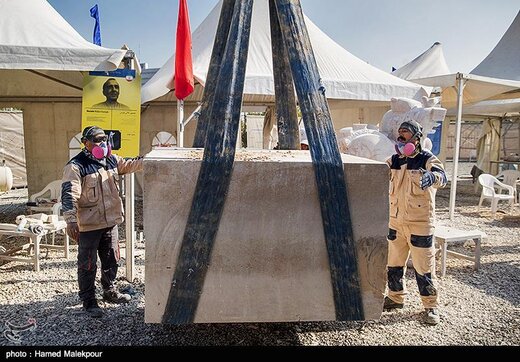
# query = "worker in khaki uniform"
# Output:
<box><xmin>383</xmin><ymin>120</ymin><xmax>447</xmax><ymax>325</ymax></box>
<box><xmin>61</xmin><ymin>126</ymin><xmax>143</xmax><ymax>318</ymax></box>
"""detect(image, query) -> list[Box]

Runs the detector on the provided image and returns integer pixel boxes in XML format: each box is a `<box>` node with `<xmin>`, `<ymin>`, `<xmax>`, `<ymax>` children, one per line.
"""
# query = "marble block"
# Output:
<box><xmin>144</xmin><ymin>148</ymin><xmax>389</xmax><ymax>323</ymax></box>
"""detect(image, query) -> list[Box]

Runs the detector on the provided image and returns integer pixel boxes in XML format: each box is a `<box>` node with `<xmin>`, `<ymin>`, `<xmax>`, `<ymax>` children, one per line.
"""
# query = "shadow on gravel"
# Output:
<box><xmin>0</xmin><ymin>250</ymin><xmax>77</xmax><ymax>272</ymax></box>
<box><xmin>0</xmin><ymin>278</ymin><xmax>74</xmax><ymax>286</ymax></box>
<box><xmin>290</xmin><ymin>312</ymin><xmax>422</xmax><ymax>333</ymax></box>
<box><xmin>449</xmin><ymin>261</ymin><xmax>520</xmax><ymax>307</ymax></box>
<box><xmin>152</xmin><ymin>321</ymin><xmax>301</xmax><ymax>346</ymax></box>
<box><xmin>0</xmin><ymin>291</ymin><xmax>80</xmax><ymax>347</ymax></box>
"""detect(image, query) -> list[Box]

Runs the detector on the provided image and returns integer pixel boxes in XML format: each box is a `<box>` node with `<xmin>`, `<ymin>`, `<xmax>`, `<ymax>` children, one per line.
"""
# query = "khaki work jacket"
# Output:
<box><xmin>386</xmin><ymin>151</ymin><xmax>447</xmax><ymax>236</ymax></box>
<box><xmin>61</xmin><ymin>151</ymin><xmax>142</xmax><ymax>232</ymax></box>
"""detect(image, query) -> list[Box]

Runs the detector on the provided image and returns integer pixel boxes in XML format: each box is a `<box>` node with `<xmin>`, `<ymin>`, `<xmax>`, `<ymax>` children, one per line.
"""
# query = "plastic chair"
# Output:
<box><xmin>495</xmin><ymin>170</ymin><xmax>520</xmax><ymax>203</ymax></box>
<box><xmin>49</xmin><ymin>202</ymin><xmax>65</xmax><ymax>246</ymax></box>
<box><xmin>477</xmin><ymin>174</ymin><xmax>515</xmax><ymax>217</ymax></box>
<box><xmin>28</xmin><ymin>180</ymin><xmax>62</xmax><ymax>214</ymax></box>
<box><xmin>52</xmin><ymin>202</ymin><xmax>62</xmax><ymax>216</ymax></box>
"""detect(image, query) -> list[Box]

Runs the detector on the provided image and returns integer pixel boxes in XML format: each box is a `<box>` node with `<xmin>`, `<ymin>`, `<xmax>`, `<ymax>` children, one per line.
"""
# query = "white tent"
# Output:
<box><xmin>142</xmin><ymin>0</ymin><xmax>427</xmax><ymax>105</ymax></box>
<box><xmin>408</xmin><ymin>11</ymin><xmax>520</xmax><ymax>112</ymax></box>
<box><xmin>412</xmin><ymin>73</ymin><xmax>520</xmax><ymax>110</ymax></box>
<box><xmin>392</xmin><ymin>24</ymin><xmax>520</xmax><ymax>220</ymax></box>
<box><xmin>463</xmin><ymin>10</ymin><xmax>520</xmax><ymax>190</ymax></box>
<box><xmin>0</xmin><ymin>0</ymin><xmax>128</xmax><ymax>194</ymax></box>
<box><xmin>447</xmin><ymin>10</ymin><xmax>520</xmax><ymax>178</ymax></box>
<box><xmin>461</xmin><ymin>10</ymin><xmax>520</xmax><ymax>117</ymax></box>
<box><xmin>413</xmin><ymin>73</ymin><xmax>520</xmax><ymax>219</ymax></box>
<box><xmin>472</xmin><ymin>11</ymin><xmax>520</xmax><ymax>81</ymax></box>
<box><xmin>0</xmin><ymin>0</ymin><xmax>125</xmax><ymax>72</ymax></box>
<box><xmin>0</xmin><ymin>0</ymin><xmax>139</xmax><ymax>279</ymax></box>
<box><xmin>447</xmin><ymin>99</ymin><xmax>520</xmax><ymax>117</ymax></box>
<box><xmin>0</xmin><ymin>0</ymin><xmax>127</xmax><ymax>102</ymax></box>
<box><xmin>392</xmin><ymin>42</ymin><xmax>451</xmax><ymax>81</ymax></box>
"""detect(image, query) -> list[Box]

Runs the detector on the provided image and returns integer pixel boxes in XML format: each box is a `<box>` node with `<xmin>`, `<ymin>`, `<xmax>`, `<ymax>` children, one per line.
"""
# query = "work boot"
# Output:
<box><xmin>83</xmin><ymin>299</ymin><xmax>103</xmax><ymax>318</ymax></box>
<box><xmin>423</xmin><ymin>308</ymin><xmax>440</xmax><ymax>325</ymax></box>
<box><xmin>383</xmin><ymin>296</ymin><xmax>404</xmax><ymax>311</ymax></box>
<box><xmin>102</xmin><ymin>288</ymin><xmax>131</xmax><ymax>304</ymax></box>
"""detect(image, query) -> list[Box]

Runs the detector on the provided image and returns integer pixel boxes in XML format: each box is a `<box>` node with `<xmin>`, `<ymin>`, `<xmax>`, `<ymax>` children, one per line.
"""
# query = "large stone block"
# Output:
<box><xmin>144</xmin><ymin>149</ymin><xmax>388</xmax><ymax>323</ymax></box>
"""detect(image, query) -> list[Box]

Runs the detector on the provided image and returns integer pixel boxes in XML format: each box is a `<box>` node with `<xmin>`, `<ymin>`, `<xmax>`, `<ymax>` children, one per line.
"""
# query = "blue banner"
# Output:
<box><xmin>89</xmin><ymin>4</ymin><xmax>102</xmax><ymax>46</ymax></box>
<box><xmin>427</xmin><ymin>122</ymin><xmax>442</xmax><ymax>156</ymax></box>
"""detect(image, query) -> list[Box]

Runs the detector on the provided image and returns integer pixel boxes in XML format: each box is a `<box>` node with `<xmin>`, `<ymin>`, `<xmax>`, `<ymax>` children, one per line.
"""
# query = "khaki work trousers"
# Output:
<box><xmin>387</xmin><ymin>225</ymin><xmax>438</xmax><ymax>309</ymax></box>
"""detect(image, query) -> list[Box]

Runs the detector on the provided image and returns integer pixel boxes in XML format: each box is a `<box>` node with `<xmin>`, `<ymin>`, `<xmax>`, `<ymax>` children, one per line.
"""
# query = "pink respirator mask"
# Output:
<box><xmin>90</xmin><ymin>132</ymin><xmax>114</xmax><ymax>160</ymax></box>
<box><xmin>91</xmin><ymin>142</ymin><xmax>111</xmax><ymax>160</ymax></box>
<box><xmin>395</xmin><ymin>142</ymin><xmax>417</xmax><ymax>157</ymax></box>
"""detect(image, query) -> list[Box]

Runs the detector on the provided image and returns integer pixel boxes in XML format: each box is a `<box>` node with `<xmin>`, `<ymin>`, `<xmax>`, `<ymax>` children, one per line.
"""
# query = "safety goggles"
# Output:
<box><xmin>89</xmin><ymin>135</ymin><xmax>108</xmax><ymax>143</ymax></box>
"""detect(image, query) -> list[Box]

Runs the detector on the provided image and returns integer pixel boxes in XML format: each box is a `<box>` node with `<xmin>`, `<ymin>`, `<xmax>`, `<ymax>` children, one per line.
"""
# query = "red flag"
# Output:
<box><xmin>174</xmin><ymin>0</ymin><xmax>194</xmax><ymax>100</ymax></box>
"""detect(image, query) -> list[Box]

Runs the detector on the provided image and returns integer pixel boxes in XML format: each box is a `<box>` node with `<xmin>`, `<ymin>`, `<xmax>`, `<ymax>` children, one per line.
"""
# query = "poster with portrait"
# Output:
<box><xmin>82</xmin><ymin>69</ymin><xmax>141</xmax><ymax>157</ymax></box>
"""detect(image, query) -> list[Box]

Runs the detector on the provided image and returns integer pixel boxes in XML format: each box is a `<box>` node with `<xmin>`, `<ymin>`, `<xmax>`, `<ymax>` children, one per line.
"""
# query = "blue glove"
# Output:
<box><xmin>419</xmin><ymin>168</ymin><xmax>436</xmax><ymax>190</ymax></box>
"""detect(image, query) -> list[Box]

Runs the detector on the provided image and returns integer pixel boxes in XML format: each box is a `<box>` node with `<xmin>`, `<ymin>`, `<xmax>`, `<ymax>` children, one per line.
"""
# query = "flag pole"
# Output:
<box><xmin>177</xmin><ymin>99</ymin><xmax>184</xmax><ymax>147</ymax></box>
<box><xmin>174</xmin><ymin>0</ymin><xmax>193</xmax><ymax>148</ymax></box>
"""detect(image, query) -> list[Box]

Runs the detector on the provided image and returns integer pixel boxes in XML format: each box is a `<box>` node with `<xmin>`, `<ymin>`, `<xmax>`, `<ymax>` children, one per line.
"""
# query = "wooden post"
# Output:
<box><xmin>269</xmin><ymin>0</ymin><xmax>299</xmax><ymax>150</ymax></box>
<box><xmin>162</xmin><ymin>0</ymin><xmax>254</xmax><ymax>324</ymax></box>
<box><xmin>192</xmin><ymin>0</ymin><xmax>236</xmax><ymax>148</ymax></box>
<box><xmin>274</xmin><ymin>0</ymin><xmax>364</xmax><ymax>320</ymax></box>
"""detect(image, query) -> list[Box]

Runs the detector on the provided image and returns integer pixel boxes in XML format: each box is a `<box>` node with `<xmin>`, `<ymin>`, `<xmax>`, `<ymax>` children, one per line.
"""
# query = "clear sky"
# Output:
<box><xmin>48</xmin><ymin>0</ymin><xmax>519</xmax><ymax>73</ymax></box>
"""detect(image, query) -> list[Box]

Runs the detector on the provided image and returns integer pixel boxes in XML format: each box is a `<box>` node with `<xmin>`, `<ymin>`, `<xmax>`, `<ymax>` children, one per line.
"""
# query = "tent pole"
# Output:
<box><xmin>124</xmin><ymin>173</ymin><xmax>135</xmax><ymax>282</ymax></box>
<box><xmin>449</xmin><ymin>73</ymin><xmax>465</xmax><ymax>220</ymax></box>
<box><xmin>125</xmin><ymin>52</ymin><xmax>137</xmax><ymax>282</ymax></box>
<box><xmin>182</xmin><ymin>104</ymin><xmax>202</xmax><ymax>128</ymax></box>
<box><xmin>177</xmin><ymin>99</ymin><xmax>184</xmax><ymax>147</ymax></box>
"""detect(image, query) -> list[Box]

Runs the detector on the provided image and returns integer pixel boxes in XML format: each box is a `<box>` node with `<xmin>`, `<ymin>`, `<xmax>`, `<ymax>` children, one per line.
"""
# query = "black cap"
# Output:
<box><xmin>399</xmin><ymin>120</ymin><xmax>423</xmax><ymax>139</ymax></box>
<box><xmin>82</xmin><ymin>126</ymin><xmax>105</xmax><ymax>140</ymax></box>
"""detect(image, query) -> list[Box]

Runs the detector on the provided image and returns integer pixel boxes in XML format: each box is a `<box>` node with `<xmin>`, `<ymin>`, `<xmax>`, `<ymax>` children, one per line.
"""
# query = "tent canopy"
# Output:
<box><xmin>456</xmin><ymin>10</ymin><xmax>520</xmax><ymax>117</ymax></box>
<box><xmin>471</xmin><ymin>11</ymin><xmax>520</xmax><ymax>81</ymax></box>
<box><xmin>0</xmin><ymin>0</ymin><xmax>131</xmax><ymax>196</ymax></box>
<box><xmin>446</xmin><ymin>99</ymin><xmax>520</xmax><ymax>118</ymax></box>
<box><xmin>142</xmin><ymin>0</ymin><xmax>427</xmax><ymax>104</ymax></box>
<box><xmin>392</xmin><ymin>42</ymin><xmax>451</xmax><ymax>81</ymax></box>
<box><xmin>414</xmin><ymin>73</ymin><xmax>520</xmax><ymax>109</ymax></box>
<box><xmin>0</xmin><ymin>0</ymin><xmax>128</xmax><ymax>101</ymax></box>
<box><xmin>411</xmin><ymin>70</ymin><xmax>520</xmax><ymax>219</ymax></box>
<box><xmin>0</xmin><ymin>0</ymin><xmax>126</xmax><ymax>72</ymax></box>
<box><xmin>397</xmin><ymin>14</ymin><xmax>520</xmax><ymax>220</ymax></box>
<box><xmin>408</xmin><ymin>11</ymin><xmax>520</xmax><ymax>111</ymax></box>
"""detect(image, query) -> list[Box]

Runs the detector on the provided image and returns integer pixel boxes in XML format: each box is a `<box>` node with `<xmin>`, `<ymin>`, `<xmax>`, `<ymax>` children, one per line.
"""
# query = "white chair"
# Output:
<box><xmin>495</xmin><ymin>170</ymin><xmax>520</xmax><ymax>203</ymax></box>
<box><xmin>52</xmin><ymin>202</ymin><xmax>62</xmax><ymax>216</ymax></box>
<box><xmin>49</xmin><ymin>202</ymin><xmax>66</xmax><ymax>247</ymax></box>
<box><xmin>28</xmin><ymin>180</ymin><xmax>62</xmax><ymax>214</ymax></box>
<box><xmin>478</xmin><ymin>174</ymin><xmax>515</xmax><ymax>217</ymax></box>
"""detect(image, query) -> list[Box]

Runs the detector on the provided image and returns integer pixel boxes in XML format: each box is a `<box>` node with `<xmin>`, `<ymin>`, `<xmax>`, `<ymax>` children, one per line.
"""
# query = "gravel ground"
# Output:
<box><xmin>0</xmin><ymin>162</ymin><xmax>519</xmax><ymax>346</ymax></box>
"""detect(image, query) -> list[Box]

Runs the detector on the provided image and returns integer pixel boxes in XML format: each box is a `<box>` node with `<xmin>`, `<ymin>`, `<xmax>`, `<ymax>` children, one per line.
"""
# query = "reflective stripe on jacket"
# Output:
<box><xmin>386</xmin><ymin>150</ymin><xmax>447</xmax><ymax>235</ymax></box>
<box><xmin>61</xmin><ymin>152</ymin><xmax>143</xmax><ymax>232</ymax></box>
